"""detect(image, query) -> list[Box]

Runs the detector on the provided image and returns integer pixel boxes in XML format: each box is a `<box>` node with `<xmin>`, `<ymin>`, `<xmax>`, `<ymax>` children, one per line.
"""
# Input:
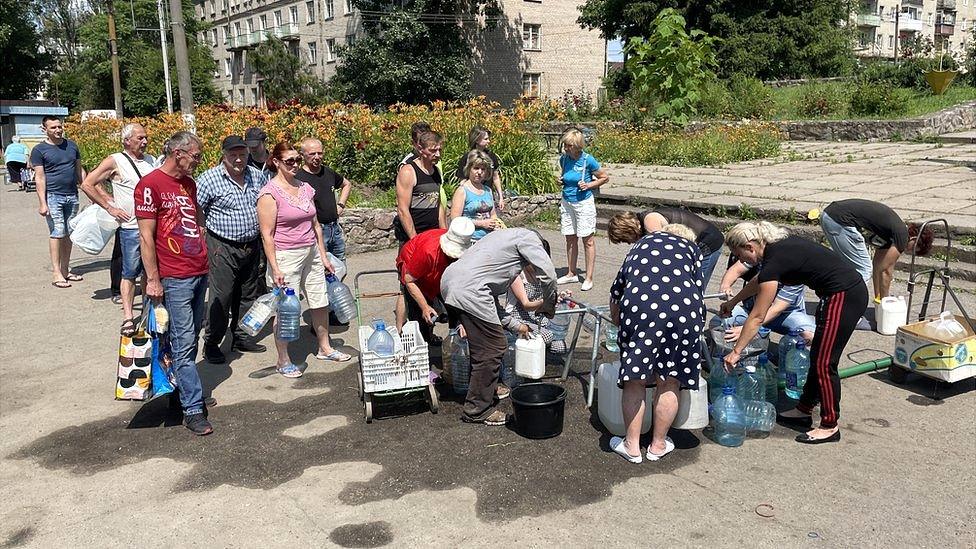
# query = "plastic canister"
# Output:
<box><xmin>597</xmin><ymin>361</ymin><xmax>652</xmax><ymax>436</ymax></box>
<box><xmin>673</xmin><ymin>374</ymin><xmax>709</xmax><ymax>430</ymax></box>
<box><xmin>878</xmin><ymin>296</ymin><xmax>908</xmax><ymax>336</ymax></box>
<box><xmin>515</xmin><ymin>335</ymin><xmax>546</xmax><ymax>379</ymax></box>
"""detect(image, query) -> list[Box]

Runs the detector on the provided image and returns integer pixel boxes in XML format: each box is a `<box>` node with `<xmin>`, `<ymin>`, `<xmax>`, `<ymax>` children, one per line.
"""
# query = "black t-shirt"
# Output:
<box><xmin>246</xmin><ymin>152</ymin><xmax>267</xmax><ymax>173</ymax></box>
<box><xmin>758</xmin><ymin>236</ymin><xmax>863</xmax><ymax>297</ymax></box>
<box><xmin>454</xmin><ymin>149</ymin><xmax>501</xmax><ymax>181</ymax></box>
<box><xmin>641</xmin><ymin>207</ymin><xmax>723</xmax><ymax>255</ymax></box>
<box><xmin>824</xmin><ymin>199</ymin><xmax>909</xmax><ymax>252</ymax></box>
<box><xmin>295</xmin><ymin>165</ymin><xmax>344</xmax><ymax>224</ymax></box>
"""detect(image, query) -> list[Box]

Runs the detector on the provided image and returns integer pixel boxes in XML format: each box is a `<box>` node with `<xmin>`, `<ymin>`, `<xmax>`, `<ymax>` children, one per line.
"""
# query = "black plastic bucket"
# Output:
<box><xmin>511</xmin><ymin>383</ymin><xmax>567</xmax><ymax>439</ymax></box>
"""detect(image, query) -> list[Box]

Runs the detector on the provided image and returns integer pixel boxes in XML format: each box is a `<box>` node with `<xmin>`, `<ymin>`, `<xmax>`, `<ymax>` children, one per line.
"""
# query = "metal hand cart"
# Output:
<box><xmin>893</xmin><ymin>218</ymin><xmax>976</xmax><ymax>383</ymax></box>
<box><xmin>353</xmin><ymin>269</ymin><xmax>438</xmax><ymax>423</ymax></box>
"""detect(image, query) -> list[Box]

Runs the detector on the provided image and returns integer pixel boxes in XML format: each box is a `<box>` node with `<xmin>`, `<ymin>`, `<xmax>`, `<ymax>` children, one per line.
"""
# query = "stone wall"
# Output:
<box><xmin>341</xmin><ymin>193</ymin><xmax>562</xmax><ymax>253</ymax></box>
<box><xmin>776</xmin><ymin>101</ymin><xmax>976</xmax><ymax>141</ymax></box>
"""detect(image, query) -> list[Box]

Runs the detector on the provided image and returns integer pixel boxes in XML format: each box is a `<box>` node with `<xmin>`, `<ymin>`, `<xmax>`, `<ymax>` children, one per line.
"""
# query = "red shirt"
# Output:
<box><xmin>396</xmin><ymin>229</ymin><xmax>451</xmax><ymax>299</ymax></box>
<box><xmin>135</xmin><ymin>169</ymin><xmax>209</xmax><ymax>279</ymax></box>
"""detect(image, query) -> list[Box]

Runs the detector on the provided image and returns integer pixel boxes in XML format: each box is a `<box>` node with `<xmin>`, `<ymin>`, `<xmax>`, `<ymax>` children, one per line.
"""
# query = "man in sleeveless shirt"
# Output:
<box><xmin>81</xmin><ymin>123</ymin><xmax>157</xmax><ymax>336</ymax></box>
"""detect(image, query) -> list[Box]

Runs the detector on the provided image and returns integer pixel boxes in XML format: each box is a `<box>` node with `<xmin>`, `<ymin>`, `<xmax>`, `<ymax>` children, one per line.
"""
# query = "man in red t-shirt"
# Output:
<box><xmin>135</xmin><ymin>131</ymin><xmax>213</xmax><ymax>436</ymax></box>
<box><xmin>396</xmin><ymin>217</ymin><xmax>474</xmax><ymax>344</ymax></box>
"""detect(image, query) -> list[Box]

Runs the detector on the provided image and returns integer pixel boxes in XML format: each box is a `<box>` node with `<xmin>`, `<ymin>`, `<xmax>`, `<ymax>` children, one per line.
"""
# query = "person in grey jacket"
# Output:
<box><xmin>441</xmin><ymin>228</ymin><xmax>557</xmax><ymax>425</ymax></box>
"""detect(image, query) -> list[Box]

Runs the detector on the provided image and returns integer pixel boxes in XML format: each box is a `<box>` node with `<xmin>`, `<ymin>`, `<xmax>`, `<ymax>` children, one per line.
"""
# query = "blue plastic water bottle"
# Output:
<box><xmin>736</xmin><ymin>364</ymin><xmax>764</xmax><ymax>401</ymax></box>
<box><xmin>711</xmin><ymin>386</ymin><xmax>747</xmax><ymax>447</ymax></box>
<box><xmin>757</xmin><ymin>353</ymin><xmax>778</xmax><ymax>403</ymax></box>
<box><xmin>276</xmin><ymin>288</ymin><xmax>301</xmax><ymax>342</ymax></box>
<box><xmin>778</xmin><ymin>328</ymin><xmax>802</xmax><ymax>380</ymax></box>
<box><xmin>367</xmin><ymin>319</ymin><xmax>395</xmax><ymax>357</ymax></box>
<box><xmin>325</xmin><ymin>273</ymin><xmax>357</xmax><ymax>324</ymax></box>
<box><xmin>785</xmin><ymin>340</ymin><xmax>810</xmax><ymax>400</ymax></box>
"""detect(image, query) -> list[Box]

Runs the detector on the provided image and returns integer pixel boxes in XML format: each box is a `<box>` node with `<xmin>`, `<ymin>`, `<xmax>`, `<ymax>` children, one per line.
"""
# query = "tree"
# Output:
<box><xmin>251</xmin><ymin>35</ymin><xmax>329</xmax><ymax>104</ymax></box>
<box><xmin>0</xmin><ymin>0</ymin><xmax>53</xmax><ymax>98</ymax></box>
<box><xmin>30</xmin><ymin>0</ymin><xmax>91</xmax><ymax>67</ymax></box>
<box><xmin>579</xmin><ymin>0</ymin><xmax>854</xmax><ymax>81</ymax></box>
<box><xmin>330</xmin><ymin>0</ymin><xmax>498</xmax><ymax>106</ymax></box>
<box><xmin>48</xmin><ymin>0</ymin><xmax>220</xmax><ymax>114</ymax></box>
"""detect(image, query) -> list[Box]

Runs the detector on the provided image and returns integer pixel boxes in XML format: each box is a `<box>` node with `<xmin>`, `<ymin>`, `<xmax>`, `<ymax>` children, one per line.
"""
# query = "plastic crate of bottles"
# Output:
<box><xmin>358</xmin><ymin>321</ymin><xmax>430</xmax><ymax>393</ymax></box>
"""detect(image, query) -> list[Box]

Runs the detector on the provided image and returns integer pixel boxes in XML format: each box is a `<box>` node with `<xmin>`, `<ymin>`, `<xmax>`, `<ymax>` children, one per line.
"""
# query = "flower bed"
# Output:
<box><xmin>588</xmin><ymin>123</ymin><xmax>782</xmax><ymax>166</ymax></box>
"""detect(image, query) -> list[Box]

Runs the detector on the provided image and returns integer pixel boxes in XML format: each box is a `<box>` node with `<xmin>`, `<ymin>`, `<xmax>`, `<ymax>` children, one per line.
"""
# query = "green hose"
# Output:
<box><xmin>774</xmin><ymin>357</ymin><xmax>893</xmax><ymax>389</ymax></box>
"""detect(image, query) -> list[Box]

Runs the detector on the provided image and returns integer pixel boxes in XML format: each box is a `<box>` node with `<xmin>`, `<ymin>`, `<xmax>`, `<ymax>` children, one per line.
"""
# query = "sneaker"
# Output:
<box><xmin>462</xmin><ymin>409</ymin><xmax>510</xmax><ymax>426</ymax></box>
<box><xmin>495</xmin><ymin>384</ymin><xmax>511</xmax><ymax>400</ymax></box>
<box><xmin>580</xmin><ymin>279</ymin><xmax>594</xmax><ymax>291</ymax></box>
<box><xmin>556</xmin><ymin>273</ymin><xmax>579</xmax><ymax>285</ymax></box>
<box><xmin>184</xmin><ymin>414</ymin><xmax>213</xmax><ymax>436</ymax></box>
<box><xmin>232</xmin><ymin>338</ymin><xmax>267</xmax><ymax>353</ymax></box>
<box><xmin>203</xmin><ymin>344</ymin><xmax>226</xmax><ymax>364</ymax></box>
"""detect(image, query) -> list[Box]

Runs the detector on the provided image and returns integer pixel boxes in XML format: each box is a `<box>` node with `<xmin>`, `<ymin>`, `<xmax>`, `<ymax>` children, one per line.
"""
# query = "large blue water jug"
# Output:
<box><xmin>446</xmin><ymin>328</ymin><xmax>471</xmax><ymax>395</ymax></box>
<box><xmin>757</xmin><ymin>353</ymin><xmax>778</xmax><ymax>403</ymax></box>
<box><xmin>736</xmin><ymin>364</ymin><xmax>765</xmax><ymax>402</ymax></box>
<box><xmin>367</xmin><ymin>319</ymin><xmax>395</xmax><ymax>357</ymax></box>
<box><xmin>326</xmin><ymin>273</ymin><xmax>357</xmax><ymax>324</ymax></box>
<box><xmin>785</xmin><ymin>340</ymin><xmax>810</xmax><ymax>400</ymax></box>
<box><xmin>276</xmin><ymin>288</ymin><xmax>301</xmax><ymax>342</ymax></box>
<box><xmin>708</xmin><ymin>361</ymin><xmax>732</xmax><ymax>404</ymax></box>
<box><xmin>778</xmin><ymin>329</ymin><xmax>802</xmax><ymax>380</ymax></box>
<box><xmin>711</xmin><ymin>386</ymin><xmax>747</xmax><ymax>447</ymax></box>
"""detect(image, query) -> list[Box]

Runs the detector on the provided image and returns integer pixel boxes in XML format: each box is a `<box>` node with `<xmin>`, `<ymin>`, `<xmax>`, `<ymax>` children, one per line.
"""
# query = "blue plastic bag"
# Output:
<box><xmin>146</xmin><ymin>304</ymin><xmax>176</xmax><ymax>398</ymax></box>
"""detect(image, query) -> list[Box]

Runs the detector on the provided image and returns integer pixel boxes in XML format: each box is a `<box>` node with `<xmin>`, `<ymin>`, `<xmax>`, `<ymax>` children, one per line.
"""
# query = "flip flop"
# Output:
<box><xmin>120</xmin><ymin>318</ymin><xmax>137</xmax><ymax>337</ymax></box>
<box><xmin>276</xmin><ymin>363</ymin><xmax>303</xmax><ymax>378</ymax></box>
<box><xmin>315</xmin><ymin>349</ymin><xmax>352</xmax><ymax>362</ymax></box>
<box><xmin>646</xmin><ymin>437</ymin><xmax>675</xmax><ymax>461</ymax></box>
<box><xmin>65</xmin><ymin>273</ymin><xmax>84</xmax><ymax>282</ymax></box>
<box><xmin>610</xmin><ymin>436</ymin><xmax>643</xmax><ymax>464</ymax></box>
<box><xmin>51</xmin><ymin>281</ymin><xmax>72</xmax><ymax>289</ymax></box>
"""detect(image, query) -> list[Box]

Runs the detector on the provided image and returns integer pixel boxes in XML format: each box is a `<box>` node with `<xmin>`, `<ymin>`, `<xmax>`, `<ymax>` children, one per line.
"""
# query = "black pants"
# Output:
<box><xmin>110</xmin><ymin>229</ymin><xmax>122</xmax><ymax>296</ymax></box>
<box><xmin>797</xmin><ymin>283</ymin><xmax>868</xmax><ymax>428</ymax></box>
<box><xmin>204</xmin><ymin>233</ymin><xmax>262</xmax><ymax>347</ymax></box>
<box><xmin>6</xmin><ymin>161</ymin><xmax>25</xmax><ymax>183</ymax></box>
<box><xmin>447</xmin><ymin>304</ymin><xmax>507</xmax><ymax>420</ymax></box>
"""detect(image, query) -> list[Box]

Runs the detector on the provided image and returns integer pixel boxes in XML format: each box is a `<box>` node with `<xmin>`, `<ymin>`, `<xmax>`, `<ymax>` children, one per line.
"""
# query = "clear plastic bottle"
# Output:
<box><xmin>325</xmin><ymin>273</ymin><xmax>357</xmax><ymax>324</ymax></box>
<box><xmin>240</xmin><ymin>288</ymin><xmax>281</xmax><ymax>337</ymax></box>
<box><xmin>778</xmin><ymin>328</ymin><xmax>802</xmax><ymax>380</ymax></box>
<box><xmin>708</xmin><ymin>362</ymin><xmax>732</xmax><ymax>404</ymax></box>
<box><xmin>366</xmin><ymin>319</ymin><xmax>395</xmax><ymax>357</ymax></box>
<box><xmin>549</xmin><ymin>302</ymin><xmax>572</xmax><ymax>341</ymax></box>
<box><xmin>711</xmin><ymin>386</ymin><xmax>747</xmax><ymax>447</ymax></box>
<box><xmin>500</xmin><ymin>331</ymin><xmax>520</xmax><ymax>389</ymax></box>
<box><xmin>447</xmin><ymin>328</ymin><xmax>471</xmax><ymax>395</ymax></box>
<box><xmin>742</xmin><ymin>399</ymin><xmax>776</xmax><ymax>434</ymax></box>
<box><xmin>276</xmin><ymin>288</ymin><xmax>301</xmax><ymax>342</ymax></box>
<box><xmin>785</xmin><ymin>340</ymin><xmax>810</xmax><ymax>400</ymax></box>
<box><xmin>736</xmin><ymin>364</ymin><xmax>765</xmax><ymax>402</ymax></box>
<box><xmin>757</xmin><ymin>353</ymin><xmax>778</xmax><ymax>403</ymax></box>
<box><xmin>604</xmin><ymin>323</ymin><xmax>619</xmax><ymax>353</ymax></box>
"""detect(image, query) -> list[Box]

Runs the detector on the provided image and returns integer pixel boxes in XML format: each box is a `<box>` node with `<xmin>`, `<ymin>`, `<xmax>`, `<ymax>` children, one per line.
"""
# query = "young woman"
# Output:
<box><xmin>450</xmin><ymin>150</ymin><xmax>500</xmax><ymax>241</ymax></box>
<box><xmin>556</xmin><ymin>128</ymin><xmax>609</xmax><ymax>291</ymax></box>
<box><xmin>257</xmin><ymin>142</ymin><xmax>351</xmax><ymax>378</ymax></box>
<box><xmin>721</xmin><ymin>221</ymin><xmax>867</xmax><ymax>444</ymax></box>
<box><xmin>454</xmin><ymin>126</ymin><xmax>504</xmax><ymax>211</ymax></box>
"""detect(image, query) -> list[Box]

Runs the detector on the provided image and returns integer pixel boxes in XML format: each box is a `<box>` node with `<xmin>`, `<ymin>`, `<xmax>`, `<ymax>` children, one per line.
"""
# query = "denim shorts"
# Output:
<box><xmin>119</xmin><ymin>228</ymin><xmax>143</xmax><ymax>279</ymax></box>
<box><xmin>45</xmin><ymin>193</ymin><xmax>79</xmax><ymax>238</ymax></box>
<box><xmin>820</xmin><ymin>210</ymin><xmax>872</xmax><ymax>282</ymax></box>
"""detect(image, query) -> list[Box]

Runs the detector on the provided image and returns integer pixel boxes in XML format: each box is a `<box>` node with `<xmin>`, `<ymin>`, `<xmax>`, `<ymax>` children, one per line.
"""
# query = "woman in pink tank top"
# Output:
<box><xmin>257</xmin><ymin>142</ymin><xmax>351</xmax><ymax>377</ymax></box>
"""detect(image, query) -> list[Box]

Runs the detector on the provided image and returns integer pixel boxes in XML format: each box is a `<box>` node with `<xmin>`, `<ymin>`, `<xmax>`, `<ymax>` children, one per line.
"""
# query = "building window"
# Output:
<box><xmin>274</xmin><ymin>10</ymin><xmax>282</xmax><ymax>26</ymax></box>
<box><xmin>306</xmin><ymin>0</ymin><xmax>315</xmax><ymax>22</ymax></box>
<box><xmin>259</xmin><ymin>15</ymin><xmax>267</xmax><ymax>30</ymax></box>
<box><xmin>234</xmin><ymin>21</ymin><xmax>242</xmax><ymax>37</ymax></box>
<box><xmin>208</xmin><ymin>0</ymin><xmax>215</xmax><ymax>16</ymax></box>
<box><xmin>323</xmin><ymin>0</ymin><xmax>334</xmax><ymax>19</ymax></box>
<box><xmin>326</xmin><ymin>38</ymin><xmax>336</xmax><ymax>61</ymax></box>
<box><xmin>888</xmin><ymin>35</ymin><xmax>894</xmax><ymax>48</ymax></box>
<box><xmin>239</xmin><ymin>89</ymin><xmax>246</xmax><ymax>105</ymax></box>
<box><xmin>252</xmin><ymin>88</ymin><xmax>259</xmax><ymax>105</ymax></box>
<box><xmin>222</xmin><ymin>0</ymin><xmax>228</xmax><ymax>12</ymax></box>
<box><xmin>344</xmin><ymin>0</ymin><xmax>353</xmax><ymax>14</ymax></box>
<box><xmin>247</xmin><ymin>18</ymin><xmax>254</xmax><ymax>33</ymax></box>
<box><xmin>224</xmin><ymin>58</ymin><xmax>231</xmax><ymax>76</ymax></box>
<box><xmin>345</xmin><ymin>33</ymin><xmax>356</xmax><ymax>46</ymax></box>
<box><xmin>522</xmin><ymin>73</ymin><xmax>540</xmax><ymax>97</ymax></box>
<box><xmin>222</xmin><ymin>25</ymin><xmax>229</xmax><ymax>42</ymax></box>
<box><xmin>522</xmin><ymin>24</ymin><xmax>541</xmax><ymax>50</ymax></box>
<box><xmin>211</xmin><ymin>28</ymin><xmax>218</xmax><ymax>46</ymax></box>
<box><xmin>308</xmin><ymin>41</ymin><xmax>318</xmax><ymax>64</ymax></box>
<box><xmin>290</xmin><ymin>5</ymin><xmax>299</xmax><ymax>23</ymax></box>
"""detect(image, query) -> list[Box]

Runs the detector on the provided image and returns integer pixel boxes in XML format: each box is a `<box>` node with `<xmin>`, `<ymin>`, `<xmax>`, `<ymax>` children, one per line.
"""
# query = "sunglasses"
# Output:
<box><xmin>280</xmin><ymin>157</ymin><xmax>302</xmax><ymax>167</ymax></box>
<box><xmin>178</xmin><ymin>149</ymin><xmax>203</xmax><ymax>162</ymax></box>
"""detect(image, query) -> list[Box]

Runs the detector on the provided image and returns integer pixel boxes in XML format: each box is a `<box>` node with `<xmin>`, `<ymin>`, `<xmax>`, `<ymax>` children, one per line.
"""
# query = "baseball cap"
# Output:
<box><xmin>244</xmin><ymin>127</ymin><xmax>267</xmax><ymax>146</ymax></box>
<box><xmin>221</xmin><ymin>135</ymin><xmax>247</xmax><ymax>151</ymax></box>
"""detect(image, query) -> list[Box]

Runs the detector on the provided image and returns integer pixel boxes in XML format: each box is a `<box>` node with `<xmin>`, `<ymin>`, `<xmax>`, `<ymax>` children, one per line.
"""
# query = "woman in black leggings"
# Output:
<box><xmin>720</xmin><ymin>221</ymin><xmax>867</xmax><ymax>444</ymax></box>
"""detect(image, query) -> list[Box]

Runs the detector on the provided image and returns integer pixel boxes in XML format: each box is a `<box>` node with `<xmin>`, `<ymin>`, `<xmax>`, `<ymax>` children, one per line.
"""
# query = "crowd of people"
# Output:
<box><xmin>16</xmin><ymin>115</ymin><xmax>934</xmax><ymax>446</ymax></box>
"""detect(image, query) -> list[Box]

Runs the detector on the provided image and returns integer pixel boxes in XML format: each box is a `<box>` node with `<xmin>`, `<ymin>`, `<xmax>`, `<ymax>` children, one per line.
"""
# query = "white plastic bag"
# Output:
<box><xmin>69</xmin><ymin>205</ymin><xmax>119</xmax><ymax>255</ymax></box>
<box><xmin>327</xmin><ymin>252</ymin><xmax>346</xmax><ymax>280</ymax></box>
<box><xmin>925</xmin><ymin>311</ymin><xmax>965</xmax><ymax>340</ymax></box>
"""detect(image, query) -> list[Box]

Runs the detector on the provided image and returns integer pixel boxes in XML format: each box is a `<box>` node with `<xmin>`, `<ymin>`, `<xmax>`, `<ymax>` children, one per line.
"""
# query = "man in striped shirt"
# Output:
<box><xmin>196</xmin><ymin>135</ymin><xmax>268</xmax><ymax>363</ymax></box>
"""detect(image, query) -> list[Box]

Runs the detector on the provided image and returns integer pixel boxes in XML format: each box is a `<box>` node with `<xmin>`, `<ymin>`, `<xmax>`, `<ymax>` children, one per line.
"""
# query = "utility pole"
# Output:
<box><xmin>158</xmin><ymin>0</ymin><xmax>174</xmax><ymax>113</ymax></box>
<box><xmin>107</xmin><ymin>0</ymin><xmax>124</xmax><ymax>118</ymax></box>
<box><xmin>893</xmin><ymin>5</ymin><xmax>900</xmax><ymax>63</ymax></box>
<box><xmin>168</xmin><ymin>0</ymin><xmax>195</xmax><ymax>119</ymax></box>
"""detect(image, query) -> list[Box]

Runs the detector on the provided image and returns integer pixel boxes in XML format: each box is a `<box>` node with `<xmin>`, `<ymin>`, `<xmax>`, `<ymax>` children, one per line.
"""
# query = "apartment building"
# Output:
<box><xmin>194</xmin><ymin>0</ymin><xmax>606</xmax><ymax>107</ymax></box>
<box><xmin>854</xmin><ymin>0</ymin><xmax>975</xmax><ymax>61</ymax></box>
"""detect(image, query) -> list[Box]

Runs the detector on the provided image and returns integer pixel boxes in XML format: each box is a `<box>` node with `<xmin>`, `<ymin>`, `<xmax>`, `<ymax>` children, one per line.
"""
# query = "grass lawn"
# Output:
<box><xmin>769</xmin><ymin>82</ymin><xmax>976</xmax><ymax>120</ymax></box>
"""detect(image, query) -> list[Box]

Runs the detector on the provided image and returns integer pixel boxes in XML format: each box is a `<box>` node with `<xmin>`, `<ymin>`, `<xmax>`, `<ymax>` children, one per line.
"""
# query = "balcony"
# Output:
<box><xmin>268</xmin><ymin>22</ymin><xmax>299</xmax><ymax>40</ymax></box>
<box><xmin>857</xmin><ymin>13</ymin><xmax>882</xmax><ymax>27</ymax></box>
<box><xmin>935</xmin><ymin>15</ymin><xmax>955</xmax><ymax>35</ymax></box>
<box><xmin>225</xmin><ymin>34</ymin><xmax>247</xmax><ymax>50</ymax></box>
<box><xmin>898</xmin><ymin>16</ymin><xmax>923</xmax><ymax>32</ymax></box>
<box><xmin>938</xmin><ymin>0</ymin><xmax>956</xmax><ymax>10</ymax></box>
<box><xmin>902</xmin><ymin>0</ymin><xmax>923</xmax><ymax>5</ymax></box>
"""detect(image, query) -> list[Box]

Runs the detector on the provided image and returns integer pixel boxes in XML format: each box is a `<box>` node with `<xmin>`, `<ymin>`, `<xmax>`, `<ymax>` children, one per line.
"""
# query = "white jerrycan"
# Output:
<box><xmin>597</xmin><ymin>361</ymin><xmax>653</xmax><ymax>436</ymax></box>
<box><xmin>878</xmin><ymin>296</ymin><xmax>908</xmax><ymax>336</ymax></box>
<box><xmin>515</xmin><ymin>335</ymin><xmax>546</xmax><ymax>379</ymax></box>
<box><xmin>673</xmin><ymin>374</ymin><xmax>709</xmax><ymax>430</ymax></box>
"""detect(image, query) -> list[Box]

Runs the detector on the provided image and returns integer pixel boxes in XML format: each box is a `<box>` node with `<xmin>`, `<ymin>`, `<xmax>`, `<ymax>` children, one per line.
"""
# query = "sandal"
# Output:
<box><xmin>51</xmin><ymin>281</ymin><xmax>72</xmax><ymax>289</ymax></box>
<box><xmin>276</xmin><ymin>363</ymin><xmax>303</xmax><ymax>378</ymax></box>
<box><xmin>65</xmin><ymin>273</ymin><xmax>84</xmax><ymax>282</ymax></box>
<box><xmin>646</xmin><ymin>437</ymin><xmax>675</xmax><ymax>461</ymax></box>
<box><xmin>120</xmin><ymin>318</ymin><xmax>137</xmax><ymax>337</ymax></box>
<box><xmin>315</xmin><ymin>349</ymin><xmax>352</xmax><ymax>362</ymax></box>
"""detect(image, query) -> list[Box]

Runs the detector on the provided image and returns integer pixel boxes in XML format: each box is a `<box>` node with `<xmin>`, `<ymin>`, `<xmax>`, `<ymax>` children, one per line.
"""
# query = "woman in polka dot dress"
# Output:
<box><xmin>608</xmin><ymin>224</ymin><xmax>705</xmax><ymax>463</ymax></box>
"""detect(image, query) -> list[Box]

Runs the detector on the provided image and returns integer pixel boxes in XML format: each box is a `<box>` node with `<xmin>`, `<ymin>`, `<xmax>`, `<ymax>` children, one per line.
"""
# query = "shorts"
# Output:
<box><xmin>560</xmin><ymin>196</ymin><xmax>596</xmax><ymax>237</ymax></box>
<box><xmin>45</xmin><ymin>193</ymin><xmax>79</xmax><ymax>239</ymax></box>
<box><xmin>119</xmin><ymin>228</ymin><xmax>143</xmax><ymax>279</ymax></box>
<box><xmin>267</xmin><ymin>245</ymin><xmax>329</xmax><ymax>309</ymax></box>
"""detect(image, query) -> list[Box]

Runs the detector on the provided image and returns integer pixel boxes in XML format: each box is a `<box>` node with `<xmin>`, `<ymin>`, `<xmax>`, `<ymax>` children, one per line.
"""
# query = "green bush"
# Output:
<box><xmin>727</xmin><ymin>76</ymin><xmax>774</xmax><ymax>119</ymax></box>
<box><xmin>849</xmin><ymin>81</ymin><xmax>909</xmax><ymax>117</ymax></box>
<box><xmin>794</xmin><ymin>83</ymin><xmax>848</xmax><ymax>118</ymax></box>
<box><xmin>696</xmin><ymin>79</ymin><xmax>731</xmax><ymax>119</ymax></box>
<box><xmin>860</xmin><ymin>57</ymin><xmax>959</xmax><ymax>91</ymax></box>
<box><xmin>588</xmin><ymin>123</ymin><xmax>781</xmax><ymax>166</ymax></box>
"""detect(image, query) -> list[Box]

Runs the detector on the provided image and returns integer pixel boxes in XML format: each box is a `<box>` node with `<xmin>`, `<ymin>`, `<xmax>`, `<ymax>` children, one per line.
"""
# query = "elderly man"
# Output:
<box><xmin>196</xmin><ymin>135</ymin><xmax>267</xmax><ymax>363</ymax></box>
<box><xmin>31</xmin><ymin>116</ymin><xmax>86</xmax><ymax>288</ymax></box>
<box><xmin>296</xmin><ymin>137</ymin><xmax>352</xmax><ymax>262</ymax></box>
<box><xmin>135</xmin><ymin>131</ymin><xmax>212</xmax><ymax>436</ymax></box>
<box><xmin>440</xmin><ymin>228</ymin><xmax>557</xmax><ymax>426</ymax></box>
<box><xmin>81</xmin><ymin>123</ymin><xmax>157</xmax><ymax>335</ymax></box>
